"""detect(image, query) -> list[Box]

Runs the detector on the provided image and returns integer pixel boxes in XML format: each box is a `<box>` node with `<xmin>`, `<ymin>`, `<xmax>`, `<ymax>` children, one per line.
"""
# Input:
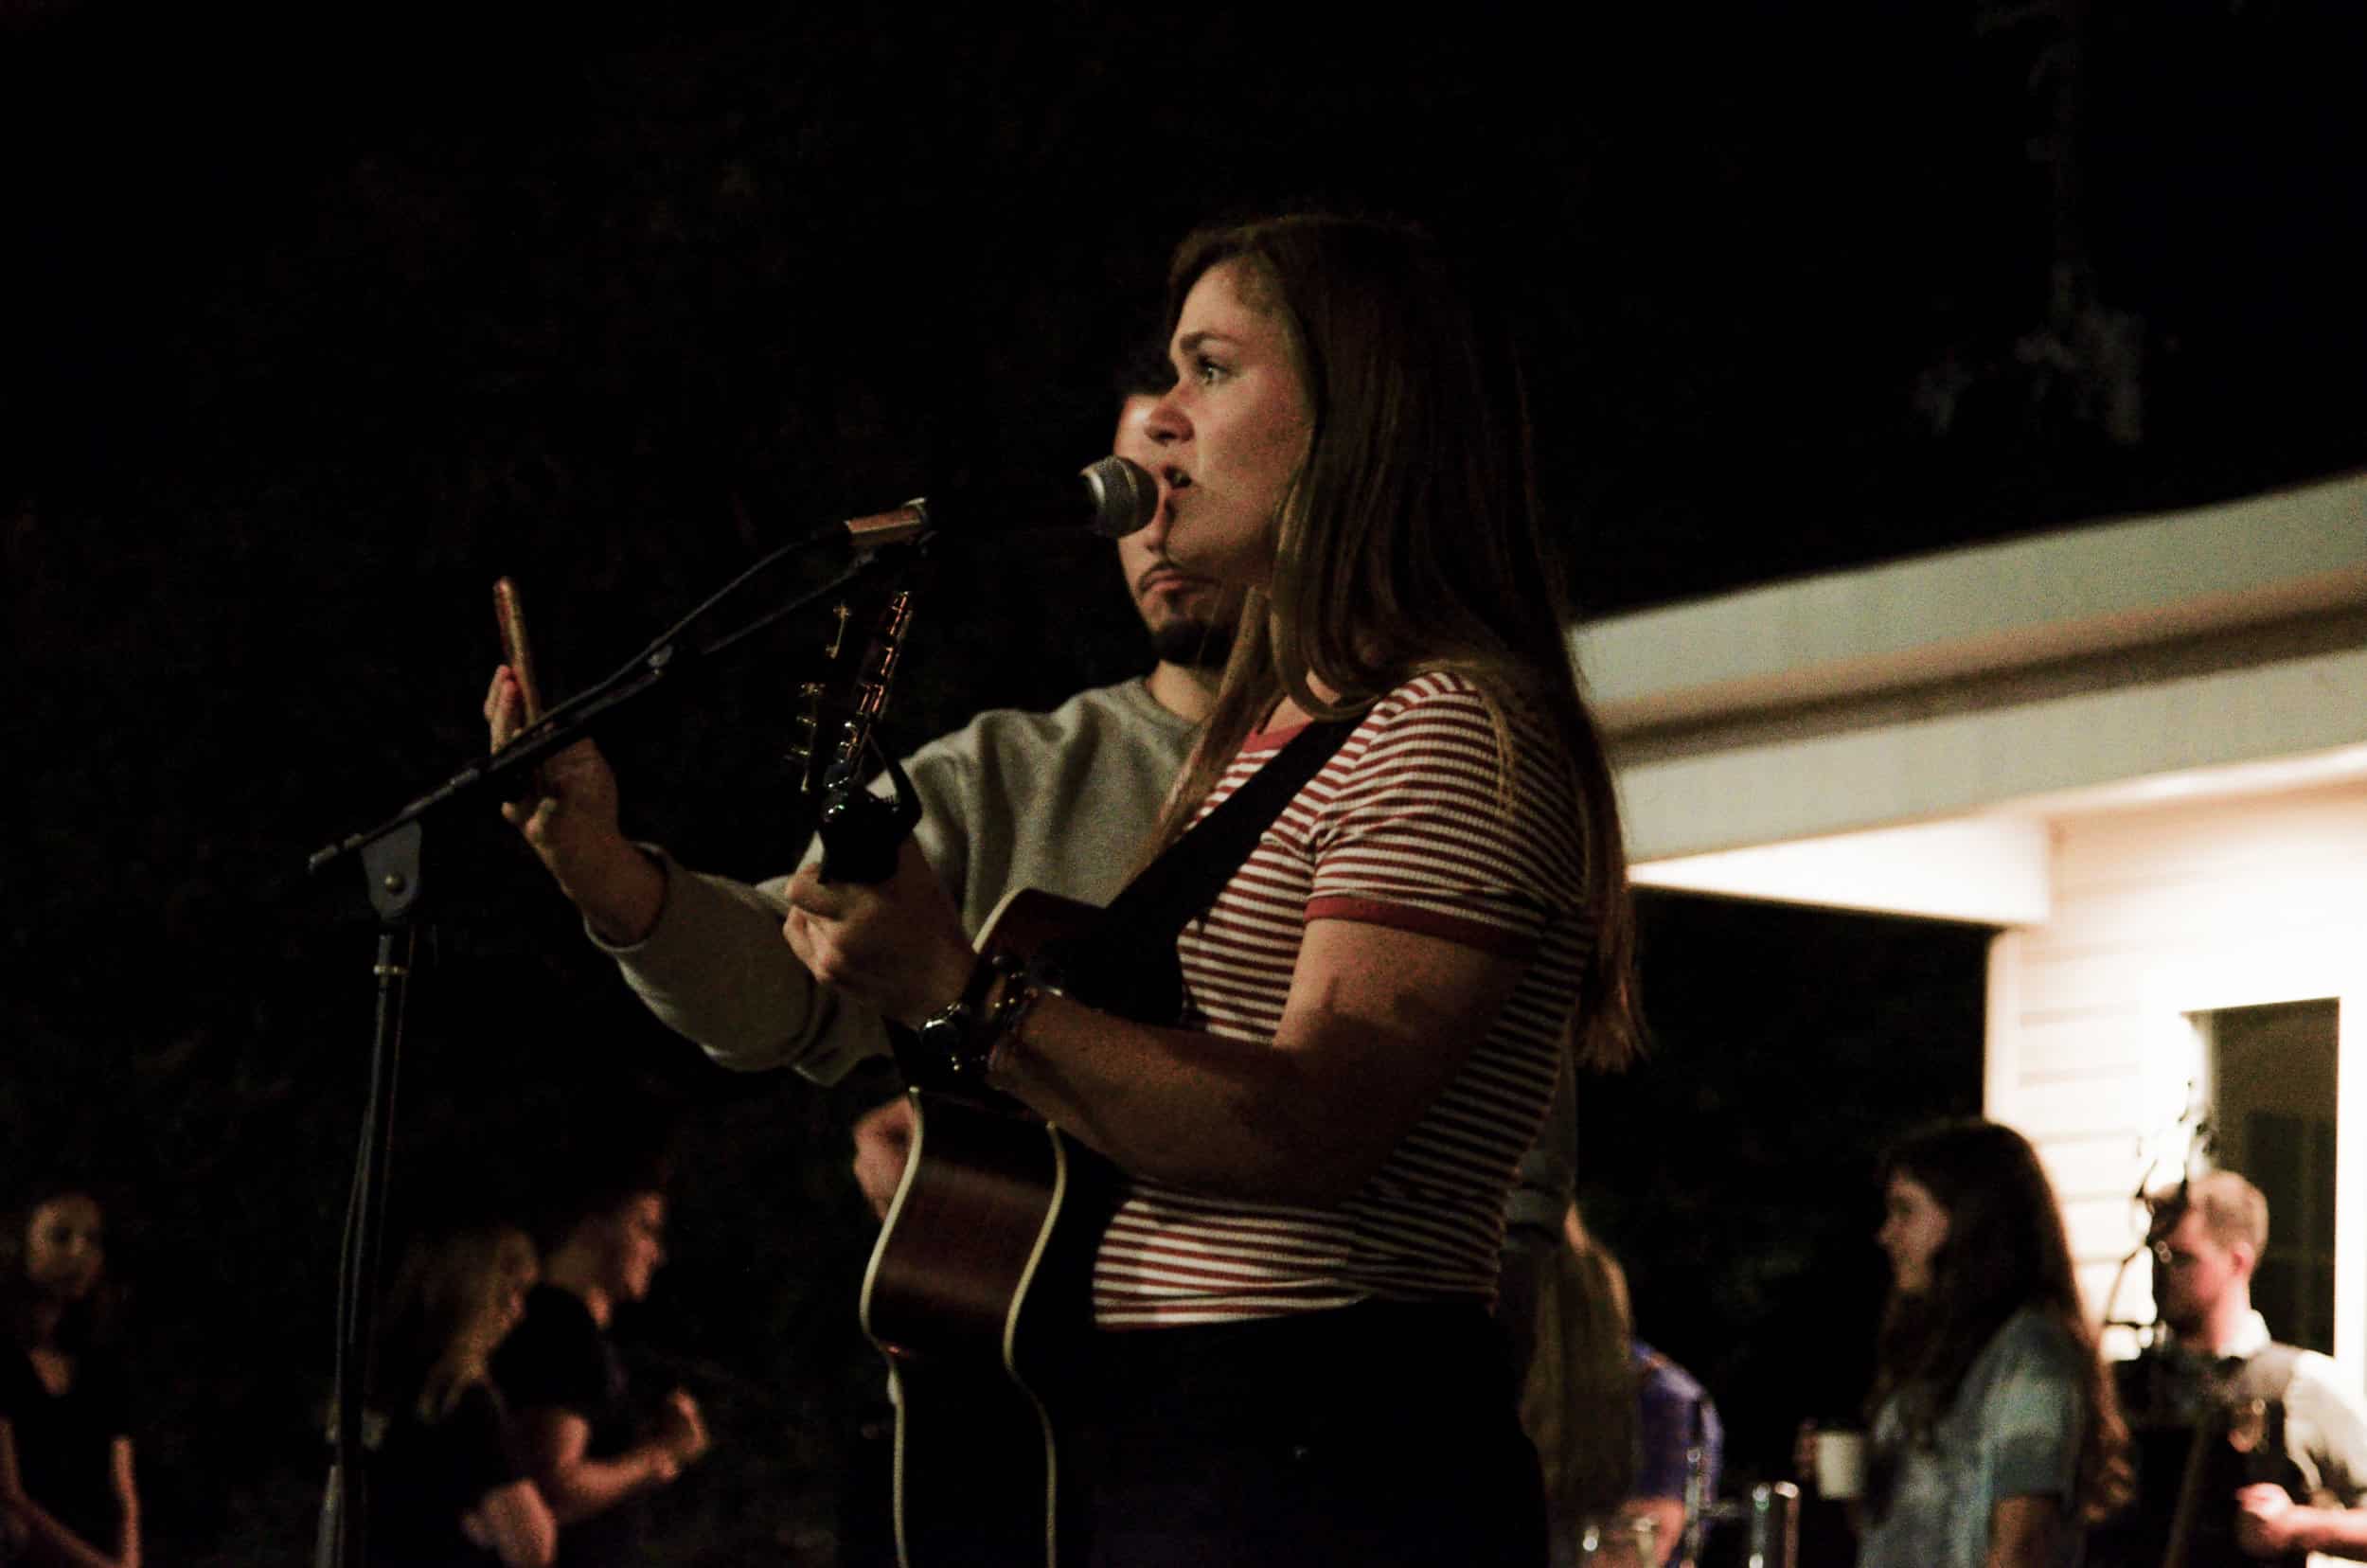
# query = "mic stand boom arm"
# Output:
<box><xmin>307</xmin><ymin>534</ymin><xmax>883</xmax><ymax>877</ymax></box>
<box><xmin>301</xmin><ymin>533</ymin><xmax>913</xmax><ymax>1568</ymax></box>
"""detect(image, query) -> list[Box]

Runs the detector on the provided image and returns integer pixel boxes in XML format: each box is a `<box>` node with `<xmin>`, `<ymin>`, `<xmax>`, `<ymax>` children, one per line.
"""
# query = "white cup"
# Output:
<box><xmin>1813</xmin><ymin>1430</ymin><xmax>1867</xmax><ymax>1500</ymax></box>
<box><xmin>1576</xmin><ymin>1515</ymin><xmax>1657</xmax><ymax>1566</ymax></box>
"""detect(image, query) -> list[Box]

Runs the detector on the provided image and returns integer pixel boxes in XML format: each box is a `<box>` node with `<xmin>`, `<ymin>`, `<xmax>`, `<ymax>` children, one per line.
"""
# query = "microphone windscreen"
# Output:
<box><xmin>1080</xmin><ymin>454</ymin><xmax>1156</xmax><ymax>538</ymax></box>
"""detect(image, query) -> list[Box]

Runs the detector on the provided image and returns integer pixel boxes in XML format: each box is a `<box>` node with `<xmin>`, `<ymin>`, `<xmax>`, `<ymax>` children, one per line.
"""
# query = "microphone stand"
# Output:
<box><xmin>302</xmin><ymin>525</ymin><xmax>916</xmax><ymax>1568</ymax></box>
<box><xmin>2098</xmin><ymin>1095</ymin><xmax>2216</xmax><ymax>1364</ymax></box>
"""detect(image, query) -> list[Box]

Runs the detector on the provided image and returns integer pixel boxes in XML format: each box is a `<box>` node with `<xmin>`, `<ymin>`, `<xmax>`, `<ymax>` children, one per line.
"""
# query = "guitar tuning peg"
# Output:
<box><xmin>825</xmin><ymin>605</ymin><xmax>851</xmax><ymax>661</ymax></box>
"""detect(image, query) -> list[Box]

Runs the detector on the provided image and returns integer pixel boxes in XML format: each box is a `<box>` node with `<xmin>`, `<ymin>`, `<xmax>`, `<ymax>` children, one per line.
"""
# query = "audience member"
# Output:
<box><xmin>0</xmin><ymin>1185</ymin><xmax>139</xmax><ymax>1568</ymax></box>
<box><xmin>2090</xmin><ymin>1169</ymin><xmax>2367</xmax><ymax>1566</ymax></box>
<box><xmin>1840</xmin><ymin>1119</ymin><xmax>2130</xmax><ymax>1568</ymax></box>
<box><xmin>1523</xmin><ymin>1203</ymin><xmax>1721</xmax><ymax>1567</ymax></box>
<box><xmin>371</xmin><ymin>1221</ymin><xmax>554</xmax><ymax>1567</ymax></box>
<box><xmin>491</xmin><ymin>1172</ymin><xmax>707</xmax><ymax>1567</ymax></box>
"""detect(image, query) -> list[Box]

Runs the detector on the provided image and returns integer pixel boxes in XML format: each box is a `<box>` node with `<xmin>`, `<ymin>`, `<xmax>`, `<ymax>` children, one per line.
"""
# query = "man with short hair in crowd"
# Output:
<box><xmin>492</xmin><ymin>1174</ymin><xmax>709</xmax><ymax>1567</ymax></box>
<box><xmin>2092</xmin><ymin>1169</ymin><xmax>2367</xmax><ymax>1566</ymax></box>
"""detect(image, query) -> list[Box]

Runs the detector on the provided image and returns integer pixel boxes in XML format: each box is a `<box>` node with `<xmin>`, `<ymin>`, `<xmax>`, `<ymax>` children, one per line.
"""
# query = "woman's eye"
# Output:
<box><xmin>1196</xmin><ymin>356</ymin><xmax>1227</xmax><ymax>384</ymax></box>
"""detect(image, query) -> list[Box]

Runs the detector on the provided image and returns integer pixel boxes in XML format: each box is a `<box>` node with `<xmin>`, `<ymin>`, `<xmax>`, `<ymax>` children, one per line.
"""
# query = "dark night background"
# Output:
<box><xmin>5</xmin><ymin>1</ymin><xmax>2362</xmax><ymax>1560</ymax></box>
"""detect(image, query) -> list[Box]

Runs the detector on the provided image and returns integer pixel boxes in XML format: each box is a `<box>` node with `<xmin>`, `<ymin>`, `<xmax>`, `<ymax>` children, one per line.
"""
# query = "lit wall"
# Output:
<box><xmin>1985</xmin><ymin>781</ymin><xmax>2367</xmax><ymax>1381</ymax></box>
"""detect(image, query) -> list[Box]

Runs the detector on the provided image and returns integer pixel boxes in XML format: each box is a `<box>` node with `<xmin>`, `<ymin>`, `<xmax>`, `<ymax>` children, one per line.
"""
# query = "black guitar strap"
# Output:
<box><xmin>1042</xmin><ymin>715</ymin><xmax>1362</xmax><ymax>1023</ymax></box>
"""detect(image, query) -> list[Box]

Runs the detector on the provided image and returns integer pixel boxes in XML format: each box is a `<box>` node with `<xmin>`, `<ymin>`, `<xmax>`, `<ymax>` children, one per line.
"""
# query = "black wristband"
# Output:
<box><xmin>914</xmin><ymin>952</ymin><xmax>1006</xmax><ymax>1083</ymax></box>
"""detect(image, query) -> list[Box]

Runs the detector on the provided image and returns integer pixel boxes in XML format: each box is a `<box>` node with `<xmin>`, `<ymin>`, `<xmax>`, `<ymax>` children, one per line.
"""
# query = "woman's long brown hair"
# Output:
<box><xmin>379</xmin><ymin>1223</ymin><xmax>537</xmax><ymax>1424</ymax></box>
<box><xmin>1522</xmin><ymin>1204</ymin><xmax>1642</xmax><ymax>1523</ymax></box>
<box><xmin>1145</xmin><ymin>214</ymin><xmax>1641</xmax><ymax>1070</ymax></box>
<box><xmin>1869</xmin><ymin>1119</ymin><xmax>2134</xmax><ymax>1523</ymax></box>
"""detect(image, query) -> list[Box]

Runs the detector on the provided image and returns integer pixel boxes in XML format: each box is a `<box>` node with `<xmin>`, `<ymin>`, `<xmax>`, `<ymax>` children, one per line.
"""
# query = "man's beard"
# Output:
<box><xmin>1149</xmin><ymin>615</ymin><xmax>1236</xmax><ymax>671</ymax></box>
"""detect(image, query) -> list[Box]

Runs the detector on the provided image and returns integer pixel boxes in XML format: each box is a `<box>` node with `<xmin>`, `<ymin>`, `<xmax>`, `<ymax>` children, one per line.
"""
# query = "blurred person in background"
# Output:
<box><xmin>1845</xmin><ymin>1119</ymin><xmax>2130</xmax><ymax>1568</ymax></box>
<box><xmin>1522</xmin><ymin>1203</ymin><xmax>1720</xmax><ymax>1567</ymax></box>
<box><xmin>491</xmin><ymin>1169</ymin><xmax>707</xmax><ymax>1568</ymax></box>
<box><xmin>2091</xmin><ymin>1169</ymin><xmax>2367</xmax><ymax>1567</ymax></box>
<box><xmin>370</xmin><ymin>1220</ymin><xmax>554</xmax><ymax>1567</ymax></box>
<box><xmin>0</xmin><ymin>1185</ymin><xmax>139</xmax><ymax>1568</ymax></box>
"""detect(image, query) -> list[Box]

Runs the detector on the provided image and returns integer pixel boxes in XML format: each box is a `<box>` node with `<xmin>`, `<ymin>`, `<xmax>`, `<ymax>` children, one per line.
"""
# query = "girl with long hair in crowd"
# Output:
<box><xmin>0</xmin><ymin>1185</ymin><xmax>139</xmax><ymax>1568</ymax></box>
<box><xmin>1523</xmin><ymin>1204</ymin><xmax>1720</xmax><ymax>1567</ymax></box>
<box><xmin>1852</xmin><ymin>1119</ymin><xmax>2132</xmax><ymax>1568</ymax></box>
<box><xmin>369</xmin><ymin>1221</ymin><xmax>554</xmax><ymax>1568</ymax></box>
<box><xmin>784</xmin><ymin>211</ymin><xmax>1641</xmax><ymax>1564</ymax></box>
<box><xmin>1524</xmin><ymin>1205</ymin><xmax>1642</xmax><ymax>1554</ymax></box>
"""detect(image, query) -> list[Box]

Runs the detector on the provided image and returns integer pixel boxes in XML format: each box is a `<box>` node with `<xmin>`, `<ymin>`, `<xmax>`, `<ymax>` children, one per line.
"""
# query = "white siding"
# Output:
<box><xmin>1987</xmin><ymin>782</ymin><xmax>2367</xmax><ymax>1379</ymax></box>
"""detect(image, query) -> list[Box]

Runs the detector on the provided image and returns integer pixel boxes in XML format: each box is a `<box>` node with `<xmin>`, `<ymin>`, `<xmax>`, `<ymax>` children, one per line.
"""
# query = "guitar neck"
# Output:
<box><xmin>802</xmin><ymin>585</ymin><xmax>918</xmax><ymax>885</ymax></box>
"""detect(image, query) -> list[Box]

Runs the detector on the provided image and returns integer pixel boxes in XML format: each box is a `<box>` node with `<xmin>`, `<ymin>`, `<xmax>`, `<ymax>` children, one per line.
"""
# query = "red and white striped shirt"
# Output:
<box><xmin>1091</xmin><ymin>671</ymin><xmax>1593</xmax><ymax>1327</ymax></box>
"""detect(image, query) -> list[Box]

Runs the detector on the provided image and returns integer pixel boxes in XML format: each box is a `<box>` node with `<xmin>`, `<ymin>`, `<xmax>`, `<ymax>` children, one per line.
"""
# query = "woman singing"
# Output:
<box><xmin>0</xmin><ymin>1186</ymin><xmax>139</xmax><ymax>1568</ymax></box>
<box><xmin>784</xmin><ymin>213</ymin><xmax>1640</xmax><ymax>1565</ymax></box>
<box><xmin>1854</xmin><ymin>1119</ymin><xmax>2131</xmax><ymax>1568</ymax></box>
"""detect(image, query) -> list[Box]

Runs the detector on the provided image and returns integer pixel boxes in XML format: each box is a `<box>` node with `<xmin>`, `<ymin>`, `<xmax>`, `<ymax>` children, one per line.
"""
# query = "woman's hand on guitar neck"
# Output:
<box><xmin>484</xmin><ymin>665</ymin><xmax>666</xmax><ymax>946</ymax></box>
<box><xmin>781</xmin><ymin>837</ymin><xmax>975</xmax><ymax>1031</ymax></box>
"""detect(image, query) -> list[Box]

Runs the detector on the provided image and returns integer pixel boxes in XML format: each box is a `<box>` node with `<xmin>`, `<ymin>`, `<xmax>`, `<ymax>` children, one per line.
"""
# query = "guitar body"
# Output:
<box><xmin>859</xmin><ymin>889</ymin><xmax>1121</xmax><ymax>1568</ymax></box>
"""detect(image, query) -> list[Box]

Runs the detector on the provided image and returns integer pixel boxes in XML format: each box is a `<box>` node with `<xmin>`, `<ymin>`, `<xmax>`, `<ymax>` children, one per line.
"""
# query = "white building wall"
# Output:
<box><xmin>1987</xmin><ymin>781</ymin><xmax>2367</xmax><ymax>1374</ymax></box>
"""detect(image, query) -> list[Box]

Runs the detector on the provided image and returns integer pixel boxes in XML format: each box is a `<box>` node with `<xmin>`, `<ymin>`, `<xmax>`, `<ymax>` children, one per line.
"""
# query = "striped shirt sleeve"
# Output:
<box><xmin>1302</xmin><ymin>679</ymin><xmax>1584</xmax><ymax>955</ymax></box>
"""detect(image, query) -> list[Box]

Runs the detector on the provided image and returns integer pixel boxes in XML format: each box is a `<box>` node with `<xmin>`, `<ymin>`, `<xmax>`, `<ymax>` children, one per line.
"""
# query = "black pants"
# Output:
<box><xmin>1064</xmin><ymin>1299</ymin><xmax>1547</xmax><ymax>1568</ymax></box>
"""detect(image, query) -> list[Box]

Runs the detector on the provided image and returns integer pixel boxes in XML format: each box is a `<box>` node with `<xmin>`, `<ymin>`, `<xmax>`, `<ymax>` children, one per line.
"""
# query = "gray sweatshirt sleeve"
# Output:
<box><xmin>589</xmin><ymin>846</ymin><xmax>887</xmax><ymax>1083</ymax></box>
<box><xmin>589</xmin><ymin>680</ymin><xmax>1190</xmax><ymax>1084</ymax></box>
<box><xmin>585</xmin><ymin>710</ymin><xmax>996</xmax><ymax>1083</ymax></box>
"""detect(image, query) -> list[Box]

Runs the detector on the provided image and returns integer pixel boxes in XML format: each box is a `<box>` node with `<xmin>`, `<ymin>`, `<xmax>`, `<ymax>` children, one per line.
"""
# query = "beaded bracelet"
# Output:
<box><xmin>975</xmin><ymin>961</ymin><xmax>1045</xmax><ymax>1074</ymax></box>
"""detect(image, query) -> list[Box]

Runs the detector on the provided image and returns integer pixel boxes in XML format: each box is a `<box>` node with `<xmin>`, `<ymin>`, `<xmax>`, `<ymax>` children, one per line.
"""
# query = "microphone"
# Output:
<box><xmin>843</xmin><ymin>454</ymin><xmax>1156</xmax><ymax>550</ymax></box>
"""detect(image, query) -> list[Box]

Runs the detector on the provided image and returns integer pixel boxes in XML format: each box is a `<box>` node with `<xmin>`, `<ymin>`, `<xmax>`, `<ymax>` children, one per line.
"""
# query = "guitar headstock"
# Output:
<box><xmin>790</xmin><ymin>586</ymin><xmax>916</xmax><ymax>801</ymax></box>
<box><xmin>793</xmin><ymin>582</ymin><xmax>924</xmax><ymax>885</ymax></box>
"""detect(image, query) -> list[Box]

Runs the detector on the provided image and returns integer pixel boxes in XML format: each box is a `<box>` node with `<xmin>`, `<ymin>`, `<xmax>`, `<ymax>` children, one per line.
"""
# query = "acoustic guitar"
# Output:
<box><xmin>796</xmin><ymin>583</ymin><xmax>1102</xmax><ymax>1567</ymax></box>
<box><xmin>809</xmin><ymin>577</ymin><xmax>1347</xmax><ymax>1568</ymax></box>
<box><xmin>858</xmin><ymin>889</ymin><xmax>1116</xmax><ymax>1568</ymax></box>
